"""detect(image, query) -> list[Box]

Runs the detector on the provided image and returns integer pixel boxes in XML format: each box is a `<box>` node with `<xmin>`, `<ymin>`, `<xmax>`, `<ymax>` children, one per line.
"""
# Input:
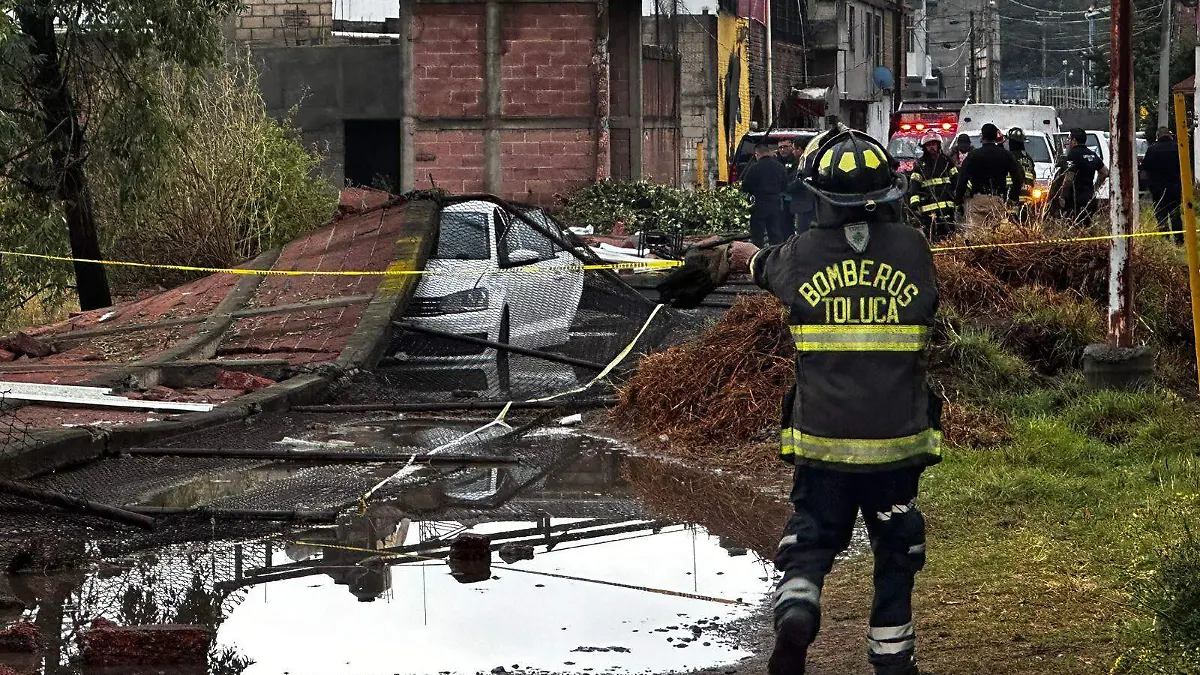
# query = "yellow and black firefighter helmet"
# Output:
<box><xmin>800</xmin><ymin>129</ymin><xmax>905</xmax><ymax>208</ymax></box>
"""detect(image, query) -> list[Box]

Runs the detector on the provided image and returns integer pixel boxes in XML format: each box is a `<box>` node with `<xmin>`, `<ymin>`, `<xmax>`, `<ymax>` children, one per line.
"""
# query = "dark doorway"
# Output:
<box><xmin>344</xmin><ymin>120</ymin><xmax>400</xmax><ymax>191</ymax></box>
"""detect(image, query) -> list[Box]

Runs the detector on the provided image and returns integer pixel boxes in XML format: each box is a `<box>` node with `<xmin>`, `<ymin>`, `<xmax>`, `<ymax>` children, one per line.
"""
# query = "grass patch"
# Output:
<box><xmin>917</xmin><ymin>383</ymin><xmax>1200</xmax><ymax>675</ymax></box>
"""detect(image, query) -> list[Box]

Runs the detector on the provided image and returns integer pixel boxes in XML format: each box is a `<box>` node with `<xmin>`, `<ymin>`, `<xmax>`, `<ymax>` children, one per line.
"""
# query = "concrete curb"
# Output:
<box><xmin>0</xmin><ymin>200</ymin><xmax>436</xmax><ymax>480</ymax></box>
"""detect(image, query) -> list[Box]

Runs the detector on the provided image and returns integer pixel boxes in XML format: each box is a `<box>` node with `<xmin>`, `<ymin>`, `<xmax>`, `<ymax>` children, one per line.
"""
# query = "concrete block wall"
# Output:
<box><xmin>235</xmin><ymin>0</ymin><xmax>332</xmax><ymax>44</ymax></box>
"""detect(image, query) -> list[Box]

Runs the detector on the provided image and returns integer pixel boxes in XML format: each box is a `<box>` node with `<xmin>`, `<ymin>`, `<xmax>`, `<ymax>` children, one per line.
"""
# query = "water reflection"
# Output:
<box><xmin>0</xmin><ymin>433</ymin><xmax>789</xmax><ymax>675</ymax></box>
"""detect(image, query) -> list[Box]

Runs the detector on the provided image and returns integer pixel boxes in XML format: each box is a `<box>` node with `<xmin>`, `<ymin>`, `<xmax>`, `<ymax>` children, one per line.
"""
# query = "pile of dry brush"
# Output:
<box><xmin>613</xmin><ymin>219</ymin><xmax>1194</xmax><ymax>456</ymax></box>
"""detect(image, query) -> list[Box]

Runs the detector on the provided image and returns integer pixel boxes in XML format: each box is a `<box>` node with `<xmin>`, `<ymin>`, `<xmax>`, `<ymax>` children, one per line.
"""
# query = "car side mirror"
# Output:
<box><xmin>504</xmin><ymin>249</ymin><xmax>541</xmax><ymax>267</ymax></box>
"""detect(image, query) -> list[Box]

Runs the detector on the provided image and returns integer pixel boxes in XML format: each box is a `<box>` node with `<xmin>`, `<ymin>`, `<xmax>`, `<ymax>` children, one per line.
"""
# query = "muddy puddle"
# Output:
<box><xmin>0</xmin><ymin>418</ymin><xmax>871</xmax><ymax>675</ymax></box>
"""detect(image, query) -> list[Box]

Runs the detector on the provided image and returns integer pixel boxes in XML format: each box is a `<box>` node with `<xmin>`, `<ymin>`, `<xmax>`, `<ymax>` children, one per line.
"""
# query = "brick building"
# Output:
<box><xmin>231</xmin><ymin>0</ymin><xmax>333</xmax><ymax>44</ymax></box>
<box><xmin>235</xmin><ymin>0</ymin><xmax>681</xmax><ymax>205</ymax></box>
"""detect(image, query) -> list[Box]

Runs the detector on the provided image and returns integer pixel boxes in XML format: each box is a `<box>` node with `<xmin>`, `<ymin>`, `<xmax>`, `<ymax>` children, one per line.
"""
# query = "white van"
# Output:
<box><xmin>957</xmin><ymin>103</ymin><xmax>1061</xmax><ymax>138</ymax></box>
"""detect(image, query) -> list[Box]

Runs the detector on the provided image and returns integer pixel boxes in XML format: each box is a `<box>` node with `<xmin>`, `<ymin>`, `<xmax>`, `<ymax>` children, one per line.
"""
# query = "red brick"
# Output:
<box><xmin>0</xmin><ymin>622</ymin><xmax>40</xmax><ymax>652</ymax></box>
<box><xmin>79</xmin><ymin>620</ymin><xmax>213</xmax><ymax>666</ymax></box>
<box><xmin>215</xmin><ymin>370</ymin><xmax>276</xmax><ymax>393</ymax></box>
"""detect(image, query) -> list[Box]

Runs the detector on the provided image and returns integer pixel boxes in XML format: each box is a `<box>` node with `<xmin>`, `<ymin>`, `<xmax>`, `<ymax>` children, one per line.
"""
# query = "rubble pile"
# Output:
<box><xmin>614</xmin><ymin>222</ymin><xmax>1196</xmax><ymax>459</ymax></box>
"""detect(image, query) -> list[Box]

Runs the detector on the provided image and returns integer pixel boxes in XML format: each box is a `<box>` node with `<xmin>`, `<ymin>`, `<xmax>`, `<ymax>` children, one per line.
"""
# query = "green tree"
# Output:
<box><xmin>0</xmin><ymin>0</ymin><xmax>239</xmax><ymax>310</ymax></box>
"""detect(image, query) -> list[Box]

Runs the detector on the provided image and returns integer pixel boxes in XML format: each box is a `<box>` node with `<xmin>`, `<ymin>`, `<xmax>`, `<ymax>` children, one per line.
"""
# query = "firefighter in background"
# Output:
<box><xmin>751</xmin><ymin>130</ymin><xmax>941</xmax><ymax>675</ymax></box>
<box><xmin>1005</xmin><ymin>127</ymin><xmax>1038</xmax><ymax>220</ymax></box>
<box><xmin>1055</xmin><ymin>127</ymin><xmax>1109</xmax><ymax>227</ymax></box>
<box><xmin>954</xmin><ymin>124</ymin><xmax>1023</xmax><ymax>238</ymax></box>
<box><xmin>949</xmin><ymin>134</ymin><xmax>973</xmax><ymax>168</ymax></box>
<box><xmin>907</xmin><ymin>131</ymin><xmax>958</xmax><ymax>241</ymax></box>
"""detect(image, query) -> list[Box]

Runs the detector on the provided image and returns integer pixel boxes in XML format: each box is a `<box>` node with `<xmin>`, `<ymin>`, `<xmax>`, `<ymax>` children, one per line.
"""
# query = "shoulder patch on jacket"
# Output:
<box><xmin>845</xmin><ymin>222</ymin><xmax>870</xmax><ymax>253</ymax></box>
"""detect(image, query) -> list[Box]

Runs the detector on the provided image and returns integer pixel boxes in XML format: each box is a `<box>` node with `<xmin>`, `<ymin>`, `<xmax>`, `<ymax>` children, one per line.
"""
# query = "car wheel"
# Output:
<box><xmin>497</xmin><ymin>307</ymin><xmax>511</xmax><ymax>393</ymax></box>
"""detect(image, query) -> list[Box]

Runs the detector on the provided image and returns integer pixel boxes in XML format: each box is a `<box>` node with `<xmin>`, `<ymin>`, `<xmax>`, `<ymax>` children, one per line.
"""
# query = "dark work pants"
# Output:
<box><xmin>751</xmin><ymin>201</ymin><xmax>792</xmax><ymax>248</ymax></box>
<box><xmin>773</xmin><ymin>465</ymin><xmax>926</xmax><ymax>667</ymax></box>
<box><xmin>1153</xmin><ymin>193</ymin><xmax>1184</xmax><ymax>245</ymax></box>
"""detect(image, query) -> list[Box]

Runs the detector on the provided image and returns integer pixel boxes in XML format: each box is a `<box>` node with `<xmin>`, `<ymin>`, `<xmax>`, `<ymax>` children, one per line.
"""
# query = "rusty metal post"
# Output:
<box><xmin>594</xmin><ymin>0</ymin><xmax>611</xmax><ymax>181</ymax></box>
<box><xmin>1107</xmin><ymin>0</ymin><xmax>1137</xmax><ymax>347</ymax></box>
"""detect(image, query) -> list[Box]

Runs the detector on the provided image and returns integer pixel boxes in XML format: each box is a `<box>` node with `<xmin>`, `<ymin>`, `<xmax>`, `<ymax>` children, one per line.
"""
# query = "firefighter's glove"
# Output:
<box><xmin>654</xmin><ymin>244</ymin><xmax>732</xmax><ymax>310</ymax></box>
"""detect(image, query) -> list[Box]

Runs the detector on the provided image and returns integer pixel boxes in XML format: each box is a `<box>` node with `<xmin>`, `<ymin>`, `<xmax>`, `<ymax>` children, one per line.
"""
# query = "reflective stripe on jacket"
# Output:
<box><xmin>909</xmin><ymin>156</ymin><xmax>958</xmax><ymax>217</ymax></box>
<box><xmin>750</xmin><ymin>219</ymin><xmax>943</xmax><ymax>472</ymax></box>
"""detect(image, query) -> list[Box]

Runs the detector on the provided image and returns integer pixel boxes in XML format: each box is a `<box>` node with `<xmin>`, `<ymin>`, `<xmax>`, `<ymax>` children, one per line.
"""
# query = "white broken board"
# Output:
<box><xmin>0</xmin><ymin>381</ymin><xmax>215</xmax><ymax>413</ymax></box>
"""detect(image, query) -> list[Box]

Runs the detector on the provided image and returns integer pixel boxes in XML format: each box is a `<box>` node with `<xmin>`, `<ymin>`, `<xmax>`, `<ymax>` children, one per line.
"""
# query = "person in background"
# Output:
<box><xmin>779</xmin><ymin>138</ymin><xmax>818</xmax><ymax>235</ymax></box>
<box><xmin>949</xmin><ymin>134</ymin><xmax>973</xmax><ymax>169</ymax></box>
<box><xmin>1005</xmin><ymin>127</ymin><xmax>1037</xmax><ymax>221</ymax></box>
<box><xmin>1056</xmin><ymin>127</ymin><xmax>1109</xmax><ymax>227</ymax></box>
<box><xmin>1141</xmin><ymin>127</ymin><xmax>1184</xmax><ymax>244</ymax></box>
<box><xmin>954</xmin><ymin>123</ymin><xmax>1023</xmax><ymax>237</ymax></box>
<box><xmin>741</xmin><ymin>143</ymin><xmax>792</xmax><ymax>247</ymax></box>
<box><xmin>907</xmin><ymin>131</ymin><xmax>958</xmax><ymax>241</ymax></box>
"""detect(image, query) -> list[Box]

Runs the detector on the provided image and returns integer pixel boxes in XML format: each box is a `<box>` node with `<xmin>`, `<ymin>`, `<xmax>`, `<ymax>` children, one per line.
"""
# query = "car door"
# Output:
<box><xmin>528</xmin><ymin>208</ymin><xmax>584</xmax><ymax>341</ymax></box>
<box><xmin>494</xmin><ymin>207</ymin><xmax>565</xmax><ymax>347</ymax></box>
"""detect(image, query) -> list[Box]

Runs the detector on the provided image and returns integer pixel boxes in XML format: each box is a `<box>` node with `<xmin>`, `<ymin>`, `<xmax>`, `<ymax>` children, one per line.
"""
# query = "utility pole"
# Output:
<box><xmin>1087</xmin><ymin>6</ymin><xmax>1100</xmax><ymax>107</ymax></box>
<box><xmin>766</xmin><ymin>0</ymin><xmax>774</xmax><ymax>124</ymax></box>
<box><xmin>985</xmin><ymin>4</ymin><xmax>994</xmax><ymax>101</ymax></box>
<box><xmin>969</xmin><ymin>11</ymin><xmax>977</xmax><ymax>101</ymax></box>
<box><xmin>893</xmin><ymin>0</ymin><xmax>904</xmax><ymax>113</ymax></box>
<box><xmin>1041</xmin><ymin>24</ymin><xmax>1047</xmax><ymax>82</ymax></box>
<box><xmin>1156</xmin><ymin>0</ymin><xmax>1173</xmax><ymax>127</ymax></box>
<box><xmin>1107</xmin><ymin>0</ymin><xmax>1136</xmax><ymax>347</ymax></box>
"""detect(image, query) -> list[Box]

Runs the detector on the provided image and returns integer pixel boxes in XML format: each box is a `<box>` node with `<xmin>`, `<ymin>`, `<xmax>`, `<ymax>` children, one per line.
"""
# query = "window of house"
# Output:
<box><xmin>874</xmin><ymin>14</ymin><xmax>883</xmax><ymax>65</ymax></box>
<box><xmin>849</xmin><ymin>6</ymin><xmax>856</xmax><ymax>51</ymax></box>
<box><xmin>772</xmin><ymin>0</ymin><xmax>805</xmax><ymax>45</ymax></box>
<box><xmin>868</xmin><ymin>11</ymin><xmax>878</xmax><ymax>58</ymax></box>
<box><xmin>906</xmin><ymin>13</ymin><xmax>915</xmax><ymax>53</ymax></box>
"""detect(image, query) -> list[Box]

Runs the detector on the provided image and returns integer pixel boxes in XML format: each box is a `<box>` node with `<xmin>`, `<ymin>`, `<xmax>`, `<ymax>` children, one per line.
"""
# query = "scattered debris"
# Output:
<box><xmin>0</xmin><ymin>622</ymin><xmax>40</xmax><ymax>652</ymax></box>
<box><xmin>448</xmin><ymin>532</ymin><xmax>491</xmax><ymax>584</ymax></box>
<box><xmin>0</xmin><ymin>350</ymin><xmax>14</xmax><ymax>363</ymax></box>
<box><xmin>559</xmin><ymin>413</ymin><xmax>583</xmax><ymax>426</ymax></box>
<box><xmin>0</xmin><ymin>332</ymin><xmax>53</xmax><ymax>358</ymax></box>
<box><xmin>498</xmin><ymin>543</ymin><xmax>535</xmax><ymax>564</ymax></box>
<box><xmin>571</xmin><ymin>646</ymin><xmax>631</xmax><ymax>653</ymax></box>
<box><xmin>79</xmin><ymin>617</ymin><xmax>214</xmax><ymax>666</ymax></box>
<box><xmin>0</xmin><ymin>381</ymin><xmax>214</xmax><ymax>412</ymax></box>
<box><xmin>215</xmin><ymin>369</ymin><xmax>277</xmax><ymax>393</ymax></box>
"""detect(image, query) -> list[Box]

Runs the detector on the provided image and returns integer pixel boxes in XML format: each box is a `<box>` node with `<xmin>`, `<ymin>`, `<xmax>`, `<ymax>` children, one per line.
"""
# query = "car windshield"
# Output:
<box><xmin>887</xmin><ymin>137</ymin><xmax>922</xmax><ymax>159</ymax></box>
<box><xmin>967</xmin><ymin>134</ymin><xmax>1052</xmax><ymax>163</ymax></box>
<box><xmin>434</xmin><ymin>209</ymin><xmax>491</xmax><ymax>261</ymax></box>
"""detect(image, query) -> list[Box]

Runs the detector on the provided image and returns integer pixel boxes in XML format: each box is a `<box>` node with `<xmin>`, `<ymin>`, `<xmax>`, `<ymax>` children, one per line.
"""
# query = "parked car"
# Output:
<box><xmin>729</xmin><ymin>129</ymin><xmax>820</xmax><ymax>182</ymax></box>
<box><xmin>395</xmin><ymin>200</ymin><xmax>586</xmax><ymax>390</ymax></box>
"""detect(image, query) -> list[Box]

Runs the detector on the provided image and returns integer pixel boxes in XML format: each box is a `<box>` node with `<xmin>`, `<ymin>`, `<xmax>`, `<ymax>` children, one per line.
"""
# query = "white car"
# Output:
<box><xmin>398</xmin><ymin>200</ymin><xmax>585</xmax><ymax>372</ymax></box>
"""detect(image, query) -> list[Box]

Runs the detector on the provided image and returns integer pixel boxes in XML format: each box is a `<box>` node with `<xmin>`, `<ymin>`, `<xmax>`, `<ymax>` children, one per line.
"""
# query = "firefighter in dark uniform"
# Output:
<box><xmin>907</xmin><ymin>130</ymin><xmax>958</xmax><ymax>241</ymax></box>
<box><xmin>1055</xmin><ymin>127</ymin><xmax>1109</xmax><ymax>227</ymax></box>
<box><xmin>954</xmin><ymin>123</ymin><xmax>1023</xmax><ymax>236</ymax></box>
<box><xmin>1005</xmin><ymin>127</ymin><xmax>1038</xmax><ymax>221</ymax></box>
<box><xmin>741</xmin><ymin>143</ymin><xmax>793</xmax><ymax>246</ymax></box>
<box><xmin>750</xmin><ymin>130</ymin><xmax>941</xmax><ymax>675</ymax></box>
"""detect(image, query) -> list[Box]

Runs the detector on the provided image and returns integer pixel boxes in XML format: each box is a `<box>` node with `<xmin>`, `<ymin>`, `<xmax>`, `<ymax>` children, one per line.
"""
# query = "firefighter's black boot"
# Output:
<box><xmin>871</xmin><ymin>650</ymin><xmax>920</xmax><ymax>675</ymax></box>
<box><xmin>767</xmin><ymin>604</ymin><xmax>817</xmax><ymax>675</ymax></box>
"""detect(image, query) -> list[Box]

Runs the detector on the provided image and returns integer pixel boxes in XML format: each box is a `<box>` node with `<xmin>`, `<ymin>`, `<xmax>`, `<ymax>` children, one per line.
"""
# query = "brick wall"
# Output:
<box><xmin>500</xmin><ymin>129</ymin><xmax>594</xmax><ymax>204</ymax></box>
<box><xmin>410</xmin><ymin>1</ymin><xmax>600</xmax><ymax>204</ymax></box>
<box><xmin>413</xmin><ymin>130</ymin><xmax>487</xmax><ymax>194</ymax></box>
<box><xmin>235</xmin><ymin>0</ymin><xmax>332</xmax><ymax>44</ymax></box>
<box><xmin>412</xmin><ymin>4</ymin><xmax>486</xmax><ymax>118</ymax></box>
<box><xmin>501</xmin><ymin>4</ymin><xmax>595</xmax><ymax>118</ymax></box>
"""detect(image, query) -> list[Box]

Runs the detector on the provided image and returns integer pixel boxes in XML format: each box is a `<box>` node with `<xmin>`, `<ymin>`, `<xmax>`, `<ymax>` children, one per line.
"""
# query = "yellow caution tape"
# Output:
<box><xmin>931</xmin><ymin>228</ymin><xmax>1188</xmax><ymax>253</ymax></box>
<box><xmin>0</xmin><ymin>249</ymin><xmax>682</xmax><ymax>276</ymax></box>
